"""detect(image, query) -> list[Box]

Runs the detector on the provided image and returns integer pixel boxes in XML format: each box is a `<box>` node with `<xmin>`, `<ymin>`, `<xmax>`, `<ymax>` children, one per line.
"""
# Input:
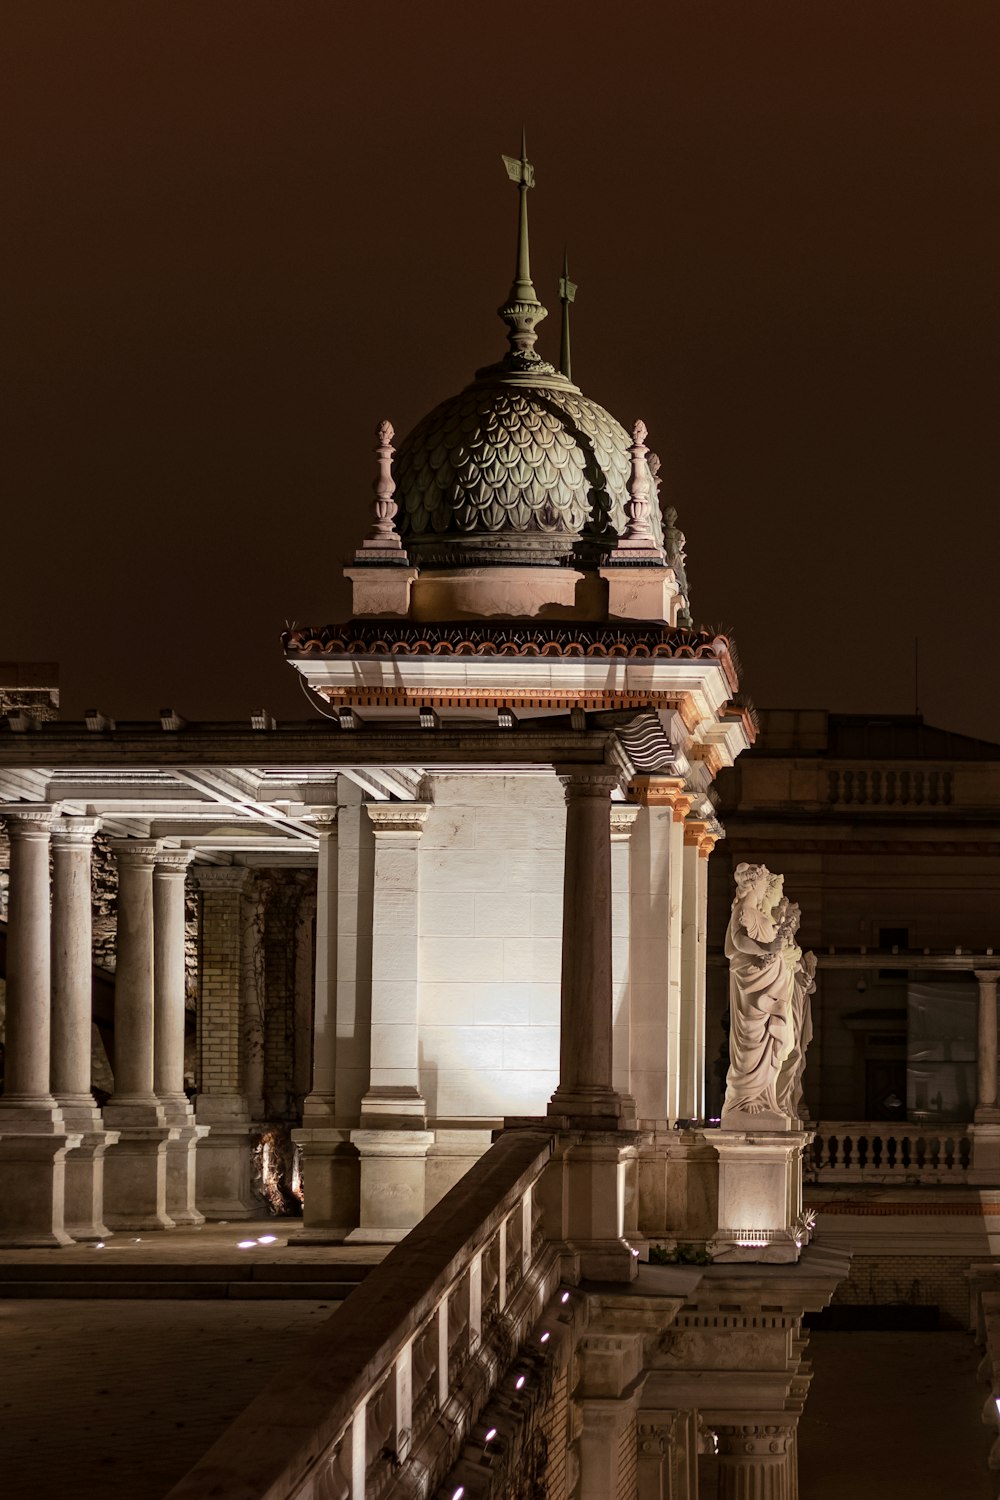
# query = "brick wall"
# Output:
<box><xmin>831</xmin><ymin>1253</ymin><xmax>974</xmax><ymax>1327</ymax></box>
<box><xmin>196</xmin><ymin>871</ymin><xmax>247</xmax><ymax>1096</ymax></box>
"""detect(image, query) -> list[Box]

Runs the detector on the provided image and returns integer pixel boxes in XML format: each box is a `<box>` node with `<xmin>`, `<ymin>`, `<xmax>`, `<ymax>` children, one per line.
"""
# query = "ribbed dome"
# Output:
<box><xmin>394</xmin><ymin>373</ymin><xmax>664</xmax><ymax>567</ymax></box>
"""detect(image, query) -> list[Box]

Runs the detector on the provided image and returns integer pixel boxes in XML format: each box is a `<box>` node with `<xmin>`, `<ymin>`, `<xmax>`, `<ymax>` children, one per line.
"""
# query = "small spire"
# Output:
<box><xmin>355</xmin><ymin>420</ymin><xmax>408</xmax><ymax>563</ymax></box>
<box><xmin>498</xmin><ymin>132</ymin><xmax>547</xmax><ymax>364</ymax></box>
<box><xmin>559</xmin><ymin>249</ymin><xmax>576</xmax><ymax>381</ymax></box>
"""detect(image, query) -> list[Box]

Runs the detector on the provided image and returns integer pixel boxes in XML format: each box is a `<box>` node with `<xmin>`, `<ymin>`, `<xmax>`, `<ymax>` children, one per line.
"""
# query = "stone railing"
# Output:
<box><xmin>826</xmin><ymin>766</ymin><xmax>954</xmax><ymax>808</ymax></box>
<box><xmin>166</xmin><ymin>1128</ymin><xmax>558</xmax><ymax>1500</ymax></box>
<box><xmin>808</xmin><ymin>1122</ymin><xmax>972</xmax><ymax>1183</ymax></box>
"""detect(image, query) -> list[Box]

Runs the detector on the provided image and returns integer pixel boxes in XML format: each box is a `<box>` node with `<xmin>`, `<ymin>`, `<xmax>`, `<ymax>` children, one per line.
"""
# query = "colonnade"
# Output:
<box><xmin>0</xmin><ymin>805</ymin><xmax>202</xmax><ymax>1247</ymax></box>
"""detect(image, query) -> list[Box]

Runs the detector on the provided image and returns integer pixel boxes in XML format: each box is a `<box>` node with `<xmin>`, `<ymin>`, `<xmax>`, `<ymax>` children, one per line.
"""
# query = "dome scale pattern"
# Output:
<box><xmin>394</xmin><ymin>378</ymin><xmax>663</xmax><ymax>564</ymax></box>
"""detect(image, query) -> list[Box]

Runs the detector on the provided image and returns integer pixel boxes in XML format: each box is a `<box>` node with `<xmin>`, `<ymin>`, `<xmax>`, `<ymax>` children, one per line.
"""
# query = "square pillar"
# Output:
<box><xmin>349</xmin><ymin>803</ymin><xmax>432</xmax><ymax>1243</ymax></box>
<box><xmin>192</xmin><ymin>866</ymin><xmax>254</xmax><ymax>1219</ymax></box>
<box><xmin>610</xmin><ymin>805</ymin><xmax>639</xmax><ymax>1122</ymax></box>
<box><xmin>679</xmin><ymin>821</ymin><xmax>714</xmax><ymax>1121</ymax></box>
<box><xmin>628</xmin><ymin>777</ymin><xmax>692</xmax><ymax>1130</ymax></box>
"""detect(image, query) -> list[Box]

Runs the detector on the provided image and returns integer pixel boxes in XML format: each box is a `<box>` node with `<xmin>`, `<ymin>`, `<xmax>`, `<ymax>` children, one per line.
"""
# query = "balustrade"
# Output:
<box><xmin>808</xmin><ymin>1121</ymin><xmax>971</xmax><ymax>1183</ymax></box>
<box><xmin>166</xmin><ymin>1128</ymin><xmax>559</xmax><ymax>1500</ymax></box>
<box><xmin>826</xmin><ymin>766</ymin><xmax>953</xmax><ymax>808</ymax></box>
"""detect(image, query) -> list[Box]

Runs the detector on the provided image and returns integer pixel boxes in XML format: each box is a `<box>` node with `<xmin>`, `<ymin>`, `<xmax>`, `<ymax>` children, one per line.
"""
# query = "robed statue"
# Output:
<box><xmin>721</xmin><ymin>863</ymin><xmax>803</xmax><ymax>1127</ymax></box>
<box><xmin>778</xmin><ymin>947</ymin><xmax>817</xmax><ymax>1121</ymax></box>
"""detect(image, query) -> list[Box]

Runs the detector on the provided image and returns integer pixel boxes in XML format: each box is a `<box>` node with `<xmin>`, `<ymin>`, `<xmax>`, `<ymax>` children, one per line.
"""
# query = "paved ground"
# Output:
<box><xmin>0</xmin><ymin>1219</ymin><xmax>387</xmax><ymax>1266</ymax></box>
<box><xmin>798</xmin><ymin>1331</ymin><xmax>994</xmax><ymax>1499</ymax></box>
<box><xmin>1</xmin><ymin>1297</ymin><xmax>340</xmax><ymax>1500</ymax></box>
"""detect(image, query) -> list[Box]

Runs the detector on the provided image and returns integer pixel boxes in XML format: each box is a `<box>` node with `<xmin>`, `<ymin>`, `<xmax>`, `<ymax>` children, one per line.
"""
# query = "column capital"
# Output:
<box><xmin>303</xmin><ymin>806</ymin><xmax>340</xmax><ymax>833</ymax></box>
<box><xmin>109</xmin><ymin>839</ymin><xmax>161</xmax><ymax>867</ymax></box>
<box><xmin>51</xmin><ymin>816</ymin><xmax>102</xmax><ymax>847</ymax></box>
<box><xmin>365</xmin><ymin>802</ymin><xmax>430</xmax><ymax>837</ymax></box>
<box><xmin>1</xmin><ymin>804</ymin><xmax>56</xmax><ymax>837</ymax></box>
<box><xmin>684</xmin><ymin>817</ymin><xmax>719</xmax><ymax>856</ymax></box>
<box><xmin>975</xmin><ymin>970</ymin><xmax>1000</xmax><ymax>985</ymax></box>
<box><xmin>155</xmin><ymin>849</ymin><xmax>195</xmax><ymax>874</ymax></box>
<box><xmin>555</xmin><ymin>765</ymin><xmax>620</xmax><ymax>799</ymax></box>
<box><xmin>610</xmin><ymin>805</ymin><xmax>640</xmax><ymax>840</ymax></box>
<box><xmin>716</xmin><ymin>1422</ymin><xmax>794</xmax><ymax>1456</ymax></box>
<box><xmin>628</xmin><ymin>774</ymin><xmax>692</xmax><ymax>818</ymax></box>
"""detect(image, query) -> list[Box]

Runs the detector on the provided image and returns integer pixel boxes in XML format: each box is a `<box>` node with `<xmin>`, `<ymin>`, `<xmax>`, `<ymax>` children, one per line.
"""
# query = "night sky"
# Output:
<box><xmin>5</xmin><ymin>3</ymin><xmax>1000</xmax><ymax>739</ymax></box>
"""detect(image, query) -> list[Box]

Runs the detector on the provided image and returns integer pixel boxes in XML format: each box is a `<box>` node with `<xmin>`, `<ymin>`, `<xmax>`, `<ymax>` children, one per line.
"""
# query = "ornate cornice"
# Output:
<box><xmin>283</xmin><ymin>621</ymin><xmax>739</xmax><ymax>690</ymax></box>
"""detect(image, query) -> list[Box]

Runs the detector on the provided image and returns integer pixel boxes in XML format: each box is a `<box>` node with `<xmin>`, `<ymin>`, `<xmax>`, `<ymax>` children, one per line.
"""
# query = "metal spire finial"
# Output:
<box><xmin>498</xmin><ymin>132</ymin><xmax>547</xmax><ymax>365</ymax></box>
<box><xmin>559</xmin><ymin>248</ymin><xmax>577</xmax><ymax>381</ymax></box>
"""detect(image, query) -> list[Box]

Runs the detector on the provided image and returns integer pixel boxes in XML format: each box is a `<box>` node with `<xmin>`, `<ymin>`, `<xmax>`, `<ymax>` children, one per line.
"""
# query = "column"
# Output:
<box><xmin>971</xmin><ymin>968</ymin><xmax>1000</xmax><ymax>1181</ymax></box>
<box><xmin>715</xmin><ymin>1422</ymin><xmax>794</xmax><ymax>1500</ymax></box>
<box><xmin>349</xmin><ymin>803</ymin><xmax>433</xmax><ymax>1243</ymax></box>
<box><xmin>548</xmin><ymin>768</ymin><xmax>622</xmax><ymax>1122</ymax></box>
<box><xmin>193</xmin><ymin>866</ymin><xmax>254</xmax><ymax>1219</ymax></box>
<box><xmin>0</xmin><ymin>805</ymin><xmax>79</xmax><ymax>1248</ymax></box>
<box><xmin>610</xmin><ymin>805</ymin><xmax>639</xmax><ymax>1121</ymax></box>
<box><xmin>679</xmin><ymin>820</ymin><xmax>715</xmax><ymax>1121</ymax></box>
<box><xmin>975</xmin><ymin>970</ymin><xmax>1000</xmax><ymax>1122</ymax></box>
<box><xmin>51</xmin><ymin>816</ymin><xmax>119</xmax><ymax>1240</ymax></box>
<box><xmin>543</xmin><ymin>768</ymin><xmax>637</xmax><ymax>1282</ymax></box>
<box><xmin>154</xmin><ymin>849</ymin><xmax>205</xmax><ymax>1226</ymax></box>
<box><xmin>103</xmin><ymin>840</ymin><xmax>176</xmax><ymax>1230</ymax></box>
<box><xmin>294</xmin><ymin>806</ymin><xmax>358</xmax><ymax>1240</ymax></box>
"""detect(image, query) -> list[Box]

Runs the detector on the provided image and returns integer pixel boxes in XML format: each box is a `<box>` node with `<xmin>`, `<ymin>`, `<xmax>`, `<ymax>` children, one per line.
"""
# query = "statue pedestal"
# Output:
<box><xmin>711</xmin><ymin>1129</ymin><xmax>813</xmax><ymax>1263</ymax></box>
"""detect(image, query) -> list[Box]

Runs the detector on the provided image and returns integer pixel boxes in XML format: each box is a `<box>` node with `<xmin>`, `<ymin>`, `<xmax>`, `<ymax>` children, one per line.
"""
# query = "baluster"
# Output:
<box><xmin>844</xmin><ymin>1135</ymin><xmax>853</xmax><ymax>1171</ymax></box>
<box><xmin>469</xmin><ymin>1251</ymin><xmax>482</xmax><ymax>1355</ymax></box>
<box><xmin>365</xmin><ymin>1378</ymin><xmax>393</xmax><ymax>1488</ymax></box>
<box><xmin>961</xmin><ymin>1134</ymin><xmax>972</xmax><ymax>1171</ymax></box>
<box><xmin>944</xmin><ymin>771</ymin><xmax>954</xmax><ymax>806</ymax></box>
<box><xmin>858</xmin><ymin>1133</ymin><xmax>869</xmax><ymax>1171</ymax></box>
<box><xmin>887</xmin><ymin>1135</ymin><xmax>898</xmax><ymax>1171</ymax></box>
<box><xmin>498</xmin><ymin>1213</ymin><xmax>509</xmax><ymax>1311</ymax></box>
<box><xmin>886</xmin><ymin>769</ymin><xmax>897</xmax><ymax>805</ymax></box>
<box><xmin>349</xmin><ymin>1405</ymin><xmax>366</xmax><ymax>1500</ymax></box>
<box><xmin>521</xmin><ymin>1187</ymin><xmax>533</xmax><ymax>1276</ymax></box>
<box><xmin>900</xmin><ymin>769</ymin><xmax>911</xmax><ymax>804</ymax></box>
<box><xmin>928</xmin><ymin>771</ymin><xmax>940</xmax><ymax>806</ymax></box>
<box><xmin>914</xmin><ymin>771</ymin><xmax>925</xmax><ymax>806</ymax></box>
<box><xmin>871</xmin><ymin>770</ymin><xmax>882</xmax><ymax>805</ymax></box>
<box><xmin>436</xmin><ymin>1300</ymin><xmax>449</xmax><ymax>1412</ymax></box>
<box><xmin>506</xmin><ymin>1207</ymin><xmax>523</xmax><ymax>1298</ymax></box>
<box><xmin>393</xmin><ymin>1341</ymin><xmax>413</xmax><ymax>1464</ymax></box>
<box><xmin>872</xmin><ymin>1134</ymin><xmax>883</xmax><ymax>1170</ymax></box>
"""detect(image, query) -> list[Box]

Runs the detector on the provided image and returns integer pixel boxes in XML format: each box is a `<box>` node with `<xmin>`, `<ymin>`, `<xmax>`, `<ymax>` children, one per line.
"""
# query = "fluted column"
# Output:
<box><xmin>716</xmin><ymin>1423</ymin><xmax>794</xmax><ymax>1500</ymax></box>
<box><xmin>103</xmin><ymin>840</ymin><xmax>176</xmax><ymax>1230</ymax></box>
<box><xmin>549</xmin><ymin>767</ymin><xmax>622</xmax><ymax>1122</ymax></box>
<box><xmin>154</xmin><ymin>849</ymin><xmax>204</xmax><ymax>1225</ymax></box>
<box><xmin>51</xmin><ymin>816</ymin><xmax>119</xmax><ymax>1240</ymax></box>
<box><xmin>1</xmin><ymin>806</ymin><xmax>59</xmax><ymax>1115</ymax></box>
<box><xmin>975</xmin><ymin>970</ymin><xmax>1000</xmax><ymax>1123</ymax></box>
<box><xmin>0</xmin><ymin>805</ymin><xmax>79</xmax><ymax>1248</ymax></box>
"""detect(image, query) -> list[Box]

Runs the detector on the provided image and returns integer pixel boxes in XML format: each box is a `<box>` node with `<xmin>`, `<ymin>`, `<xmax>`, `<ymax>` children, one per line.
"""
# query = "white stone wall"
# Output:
<box><xmin>417</xmin><ymin>772</ymin><xmax>566</xmax><ymax>1120</ymax></box>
